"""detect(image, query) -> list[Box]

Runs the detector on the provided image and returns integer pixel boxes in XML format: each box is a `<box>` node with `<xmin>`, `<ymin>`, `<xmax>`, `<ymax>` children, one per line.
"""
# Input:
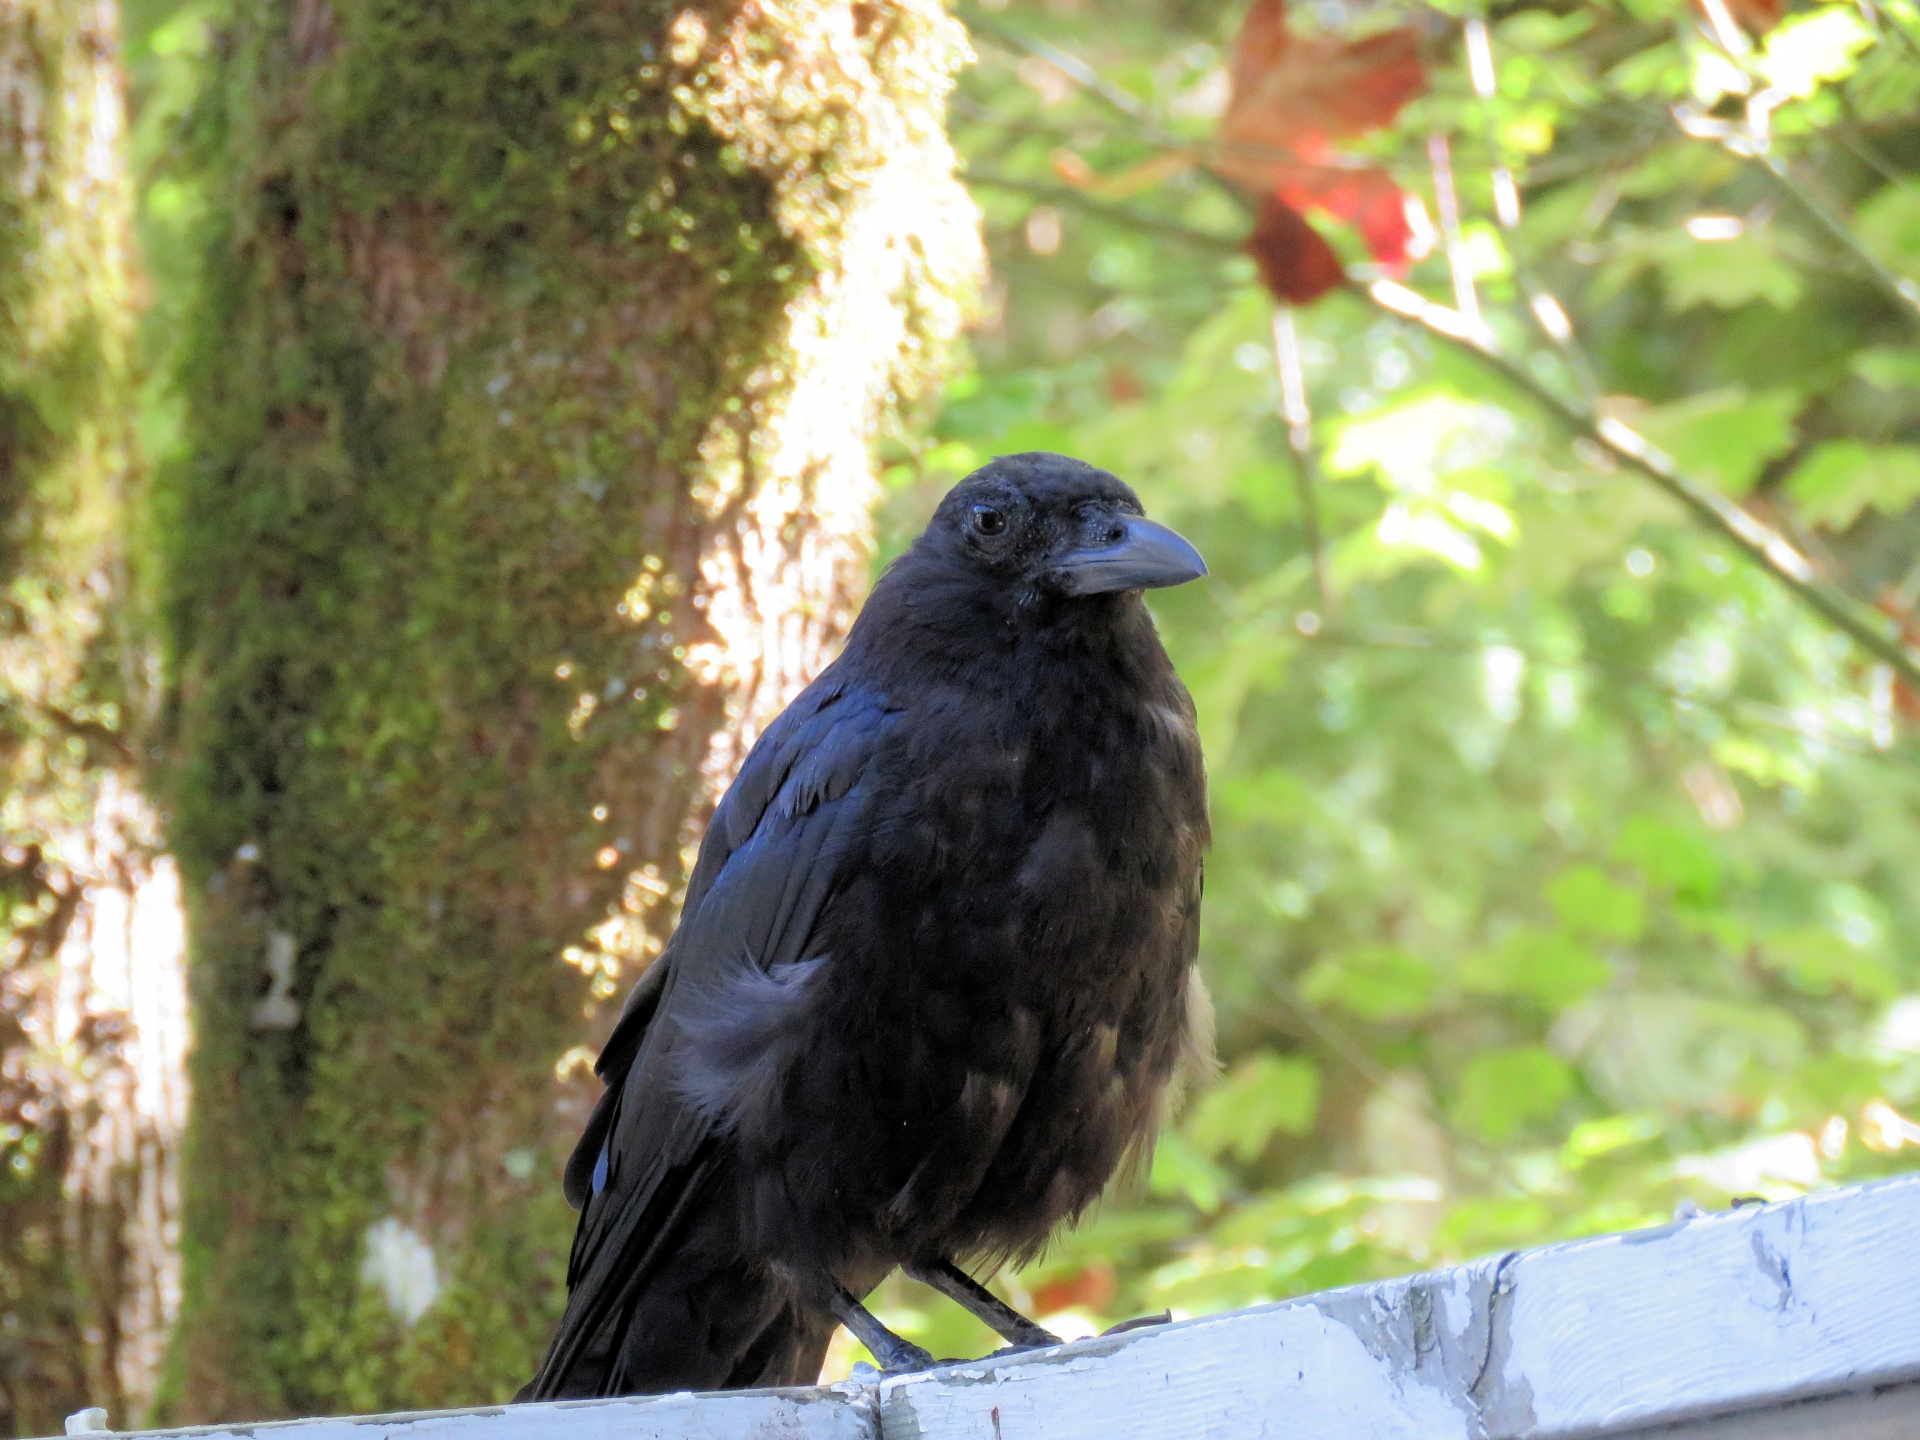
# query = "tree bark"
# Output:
<box><xmin>150</xmin><ymin>0</ymin><xmax>977</xmax><ymax>1420</ymax></box>
<box><xmin>0</xmin><ymin>0</ymin><xmax>189</xmax><ymax>1432</ymax></box>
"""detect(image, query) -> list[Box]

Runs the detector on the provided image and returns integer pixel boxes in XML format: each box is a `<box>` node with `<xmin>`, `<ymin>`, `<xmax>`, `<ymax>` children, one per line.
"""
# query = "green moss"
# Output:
<box><xmin>152</xmin><ymin>0</ymin><xmax>975</xmax><ymax>1417</ymax></box>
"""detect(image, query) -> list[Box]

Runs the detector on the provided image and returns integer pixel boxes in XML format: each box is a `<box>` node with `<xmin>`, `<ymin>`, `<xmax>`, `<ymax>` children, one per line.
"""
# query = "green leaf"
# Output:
<box><xmin>1755</xmin><ymin>6</ymin><xmax>1874</xmax><ymax>98</ymax></box>
<box><xmin>1659</xmin><ymin>234</ymin><xmax>1803</xmax><ymax>312</ymax></box>
<box><xmin>1789</xmin><ymin>1052</ymin><xmax>1889</xmax><ymax>1111</ymax></box>
<box><xmin>1147</xmin><ymin>1129</ymin><xmax>1228</xmax><ymax>1213</ymax></box>
<box><xmin>1786</xmin><ymin>441</ymin><xmax>1920</xmax><ymax>529</ymax></box>
<box><xmin>1857</xmin><ymin>184</ymin><xmax>1920</xmax><ymax>280</ymax></box>
<box><xmin>1757</xmin><ymin>928</ymin><xmax>1896</xmax><ymax>1002</ymax></box>
<box><xmin>1559</xmin><ymin>994</ymin><xmax>1806</xmax><ymax>1112</ymax></box>
<box><xmin>1634</xmin><ymin>389</ymin><xmax>1799</xmax><ymax>495</ymax></box>
<box><xmin>1562</xmin><ymin>1113</ymin><xmax>1663</xmax><ymax>1160</ymax></box>
<box><xmin>1851</xmin><ymin>347</ymin><xmax>1920</xmax><ymax>391</ymax></box>
<box><xmin>1324</xmin><ymin>391</ymin><xmax>1512</xmax><ymax>495</ymax></box>
<box><xmin>1547</xmin><ymin>865</ymin><xmax>1646</xmax><ymax>941</ymax></box>
<box><xmin>1613</xmin><ymin>815</ymin><xmax>1721</xmax><ymax>904</ymax></box>
<box><xmin>1186</xmin><ymin>1052</ymin><xmax>1321</xmax><ymax>1162</ymax></box>
<box><xmin>1435</xmin><ymin>1196</ymin><xmax>1554</xmax><ymax>1253</ymax></box>
<box><xmin>1301</xmin><ymin>945</ymin><xmax>1436</xmax><ymax>1021</ymax></box>
<box><xmin>1454</xmin><ymin>1047</ymin><xmax>1575</xmax><ymax>1140</ymax></box>
<box><xmin>1458</xmin><ymin>928</ymin><xmax>1612</xmax><ymax>1007</ymax></box>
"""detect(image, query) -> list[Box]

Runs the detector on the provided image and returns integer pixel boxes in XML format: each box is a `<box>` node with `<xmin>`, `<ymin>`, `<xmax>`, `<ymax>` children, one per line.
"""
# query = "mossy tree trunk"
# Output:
<box><xmin>1</xmin><ymin>0</ymin><xmax>190</xmax><ymax>1432</ymax></box>
<box><xmin>151</xmin><ymin>0</ymin><xmax>977</xmax><ymax>1420</ymax></box>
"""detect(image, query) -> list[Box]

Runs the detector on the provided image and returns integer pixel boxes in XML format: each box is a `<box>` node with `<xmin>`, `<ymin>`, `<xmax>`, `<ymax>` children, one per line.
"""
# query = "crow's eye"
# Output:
<box><xmin>970</xmin><ymin>504</ymin><xmax>1008</xmax><ymax>537</ymax></box>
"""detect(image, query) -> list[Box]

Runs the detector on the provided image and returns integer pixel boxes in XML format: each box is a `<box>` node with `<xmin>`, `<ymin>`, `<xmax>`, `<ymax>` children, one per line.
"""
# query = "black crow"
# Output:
<box><xmin>522</xmin><ymin>452</ymin><xmax>1210</xmax><ymax>1399</ymax></box>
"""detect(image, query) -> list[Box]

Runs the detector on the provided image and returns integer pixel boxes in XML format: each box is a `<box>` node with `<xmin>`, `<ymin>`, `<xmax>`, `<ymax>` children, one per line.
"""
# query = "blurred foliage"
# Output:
<box><xmin>841</xmin><ymin>0</ymin><xmax>1920</xmax><ymax>1370</ymax></box>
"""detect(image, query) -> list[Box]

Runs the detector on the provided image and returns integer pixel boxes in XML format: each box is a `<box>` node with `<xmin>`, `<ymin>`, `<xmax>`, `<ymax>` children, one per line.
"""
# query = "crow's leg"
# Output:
<box><xmin>780</xmin><ymin>1266</ymin><xmax>935</xmax><ymax>1374</ymax></box>
<box><xmin>904</xmin><ymin>1259</ymin><xmax>1061</xmax><ymax>1350</ymax></box>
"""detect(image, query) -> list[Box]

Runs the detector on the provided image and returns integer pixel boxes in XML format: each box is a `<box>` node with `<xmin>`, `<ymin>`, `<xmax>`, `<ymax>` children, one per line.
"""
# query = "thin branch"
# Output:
<box><xmin>1303</xmin><ymin>623</ymin><xmax>1920</xmax><ymax>762</ymax></box>
<box><xmin>1855</xmin><ymin>0</ymin><xmax>1920</xmax><ymax>68</ymax></box>
<box><xmin>1361</xmin><ymin>279</ymin><xmax>1920</xmax><ymax>691</ymax></box>
<box><xmin>963</xmin><ymin>171</ymin><xmax>1245</xmax><ymax>253</ymax></box>
<box><xmin>956</xmin><ymin>6</ymin><xmax>1176</xmax><ymax>143</ymax></box>
<box><xmin>1272</xmin><ymin>308</ymin><xmax>1334</xmax><ymax>617</ymax></box>
<box><xmin>957</xmin><ymin>10</ymin><xmax>1250</xmax><ymax>211</ymax></box>
<box><xmin>1749</xmin><ymin>149</ymin><xmax>1920</xmax><ymax>326</ymax></box>
<box><xmin>1427</xmin><ymin>133</ymin><xmax>1483</xmax><ymax>328</ymax></box>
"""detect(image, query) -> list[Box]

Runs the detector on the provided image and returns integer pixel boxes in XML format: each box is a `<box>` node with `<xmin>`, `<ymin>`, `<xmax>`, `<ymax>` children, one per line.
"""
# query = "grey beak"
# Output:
<box><xmin>1051</xmin><ymin>516</ymin><xmax>1209</xmax><ymax>596</ymax></box>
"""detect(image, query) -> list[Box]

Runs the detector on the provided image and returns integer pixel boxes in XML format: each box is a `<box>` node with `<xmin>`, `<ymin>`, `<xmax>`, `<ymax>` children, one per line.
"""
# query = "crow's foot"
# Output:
<box><xmin>871</xmin><ymin>1337</ymin><xmax>938</xmax><ymax>1375</ymax></box>
<box><xmin>904</xmin><ymin>1259</ymin><xmax>1062</xmax><ymax>1350</ymax></box>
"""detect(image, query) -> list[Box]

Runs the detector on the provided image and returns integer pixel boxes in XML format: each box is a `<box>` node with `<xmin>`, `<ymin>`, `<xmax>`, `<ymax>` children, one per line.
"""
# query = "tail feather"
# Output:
<box><xmin>523</xmin><ymin>1138</ymin><xmax>833</xmax><ymax>1400</ymax></box>
<box><xmin>522</xmin><ymin>1138</ymin><xmax>721</xmax><ymax>1399</ymax></box>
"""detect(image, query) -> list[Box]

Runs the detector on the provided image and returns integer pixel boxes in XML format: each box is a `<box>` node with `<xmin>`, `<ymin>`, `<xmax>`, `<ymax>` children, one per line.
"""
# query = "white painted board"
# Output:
<box><xmin>61</xmin><ymin>1390</ymin><xmax>873</xmax><ymax>1440</ymax></box>
<box><xmin>50</xmin><ymin>1173</ymin><xmax>1920</xmax><ymax>1440</ymax></box>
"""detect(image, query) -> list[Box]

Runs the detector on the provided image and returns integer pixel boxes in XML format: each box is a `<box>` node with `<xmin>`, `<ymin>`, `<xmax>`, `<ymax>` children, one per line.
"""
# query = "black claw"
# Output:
<box><xmin>874</xmin><ymin>1338</ymin><xmax>937</xmax><ymax>1374</ymax></box>
<box><xmin>1101</xmin><ymin>1310</ymin><xmax>1172</xmax><ymax>1336</ymax></box>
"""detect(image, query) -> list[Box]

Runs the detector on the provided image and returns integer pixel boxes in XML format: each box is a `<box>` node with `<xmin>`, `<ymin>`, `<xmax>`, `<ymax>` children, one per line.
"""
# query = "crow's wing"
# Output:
<box><xmin>530</xmin><ymin>671</ymin><xmax>897</xmax><ymax>1395</ymax></box>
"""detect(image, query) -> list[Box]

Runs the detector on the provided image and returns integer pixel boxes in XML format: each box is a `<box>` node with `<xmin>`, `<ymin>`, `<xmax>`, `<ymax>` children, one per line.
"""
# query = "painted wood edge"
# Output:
<box><xmin>876</xmin><ymin>1171</ymin><xmax>1920</xmax><ymax>1439</ymax></box>
<box><xmin>48</xmin><ymin>1173</ymin><xmax>1920</xmax><ymax>1440</ymax></box>
<box><xmin>53</xmin><ymin>1386</ymin><xmax>874</xmax><ymax>1440</ymax></box>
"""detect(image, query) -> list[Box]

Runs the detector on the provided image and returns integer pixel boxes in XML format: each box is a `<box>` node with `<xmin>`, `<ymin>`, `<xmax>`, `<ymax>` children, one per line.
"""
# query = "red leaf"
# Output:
<box><xmin>1246</xmin><ymin>195</ymin><xmax>1347</xmax><ymax>304</ymax></box>
<box><xmin>1274</xmin><ymin>162</ymin><xmax>1413</xmax><ymax>269</ymax></box>
<box><xmin>1700</xmin><ymin>0</ymin><xmax>1783</xmax><ymax>36</ymax></box>
<box><xmin>1105</xmin><ymin>363</ymin><xmax>1144</xmax><ymax>406</ymax></box>
<box><xmin>1218</xmin><ymin>0</ymin><xmax>1423</xmax><ymax>275</ymax></box>
<box><xmin>1031</xmin><ymin>1264</ymin><xmax>1119</xmax><ymax>1317</ymax></box>
<box><xmin>1226</xmin><ymin>0</ymin><xmax>1294</xmax><ymax>106</ymax></box>
<box><xmin>1221</xmin><ymin>3</ymin><xmax>1424</xmax><ymax>166</ymax></box>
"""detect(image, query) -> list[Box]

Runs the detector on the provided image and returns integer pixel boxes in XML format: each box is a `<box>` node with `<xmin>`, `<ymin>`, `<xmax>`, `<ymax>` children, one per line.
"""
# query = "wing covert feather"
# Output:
<box><xmin>560</xmin><ymin>674</ymin><xmax>885</xmax><ymax>1206</ymax></box>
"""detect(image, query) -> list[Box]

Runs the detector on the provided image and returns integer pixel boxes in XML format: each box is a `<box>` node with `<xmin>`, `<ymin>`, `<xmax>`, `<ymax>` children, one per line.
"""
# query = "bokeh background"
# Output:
<box><xmin>7</xmin><ymin>0</ymin><xmax>1920</xmax><ymax>1428</ymax></box>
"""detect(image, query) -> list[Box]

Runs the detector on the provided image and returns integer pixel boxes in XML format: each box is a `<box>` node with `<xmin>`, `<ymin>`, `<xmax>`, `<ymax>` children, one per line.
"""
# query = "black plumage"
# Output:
<box><xmin>522</xmin><ymin>452</ymin><xmax>1211</xmax><ymax>1399</ymax></box>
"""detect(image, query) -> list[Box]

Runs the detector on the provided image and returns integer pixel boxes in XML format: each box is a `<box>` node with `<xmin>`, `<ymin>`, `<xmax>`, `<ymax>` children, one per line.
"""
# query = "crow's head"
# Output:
<box><xmin>922</xmin><ymin>452</ymin><xmax>1206</xmax><ymax>599</ymax></box>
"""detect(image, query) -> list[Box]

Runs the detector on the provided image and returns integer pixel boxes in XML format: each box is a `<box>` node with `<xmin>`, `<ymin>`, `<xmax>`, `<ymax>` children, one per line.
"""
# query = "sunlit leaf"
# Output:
<box><xmin>1857</xmin><ymin>184</ymin><xmax>1920</xmax><ymax>279</ymax></box>
<box><xmin>1633</xmin><ymin>388</ymin><xmax>1799</xmax><ymax>495</ymax></box>
<box><xmin>1757</xmin><ymin>927</ymin><xmax>1897</xmax><ymax>1002</ymax></box>
<box><xmin>1187</xmin><ymin>1051</ymin><xmax>1321</xmax><ymax>1161</ymax></box>
<box><xmin>1148</xmin><ymin>1130</ymin><xmax>1229</xmax><ymax>1213</ymax></box>
<box><xmin>1546</xmin><ymin>866</ymin><xmax>1646</xmax><ymax>942</ymax></box>
<box><xmin>1435</xmin><ymin>1195</ymin><xmax>1554</xmax><ymax>1255</ymax></box>
<box><xmin>1454</xmin><ymin>1047</ymin><xmax>1575</xmax><ymax>1140</ymax></box>
<box><xmin>1326</xmin><ymin>391</ymin><xmax>1514</xmax><ymax>494</ymax></box>
<box><xmin>1613</xmin><ymin>815</ymin><xmax>1722</xmax><ymax>904</ymax></box>
<box><xmin>1786</xmin><ymin>441</ymin><xmax>1920</xmax><ymax>529</ymax></box>
<box><xmin>1658</xmin><ymin>233</ymin><xmax>1803</xmax><ymax>312</ymax></box>
<box><xmin>1301</xmin><ymin>946</ymin><xmax>1435</xmax><ymax>1020</ymax></box>
<box><xmin>1563</xmin><ymin>1113</ymin><xmax>1663</xmax><ymax>1161</ymax></box>
<box><xmin>1458</xmin><ymin>928</ymin><xmax>1612</xmax><ymax>1007</ymax></box>
<box><xmin>1852</xmin><ymin>348</ymin><xmax>1920</xmax><ymax>391</ymax></box>
<box><xmin>1755</xmin><ymin>6</ymin><xmax>1874</xmax><ymax>98</ymax></box>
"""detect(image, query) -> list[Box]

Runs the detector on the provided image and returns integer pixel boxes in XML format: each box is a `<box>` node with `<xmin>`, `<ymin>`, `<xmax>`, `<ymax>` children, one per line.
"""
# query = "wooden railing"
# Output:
<box><xmin>53</xmin><ymin>1172</ymin><xmax>1920</xmax><ymax>1440</ymax></box>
